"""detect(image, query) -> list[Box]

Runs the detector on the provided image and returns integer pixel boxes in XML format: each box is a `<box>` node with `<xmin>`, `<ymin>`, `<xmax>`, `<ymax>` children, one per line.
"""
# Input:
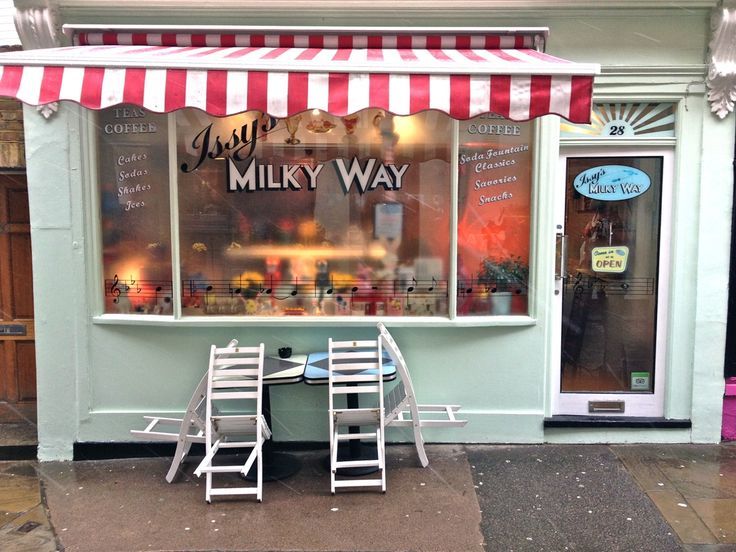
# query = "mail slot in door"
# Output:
<box><xmin>0</xmin><ymin>324</ymin><xmax>26</xmax><ymax>336</ymax></box>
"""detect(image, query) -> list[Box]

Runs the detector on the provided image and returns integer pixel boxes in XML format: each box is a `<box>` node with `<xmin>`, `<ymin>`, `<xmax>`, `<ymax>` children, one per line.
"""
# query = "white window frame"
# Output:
<box><xmin>87</xmin><ymin>111</ymin><xmax>542</xmax><ymax>327</ymax></box>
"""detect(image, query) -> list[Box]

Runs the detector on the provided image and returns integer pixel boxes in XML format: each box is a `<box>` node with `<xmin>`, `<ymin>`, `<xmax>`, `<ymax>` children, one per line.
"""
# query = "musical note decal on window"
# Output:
<box><xmin>173</xmin><ymin>275</ymin><xmax>451</xmax><ymax>316</ymax></box>
<box><xmin>109</xmin><ymin>274</ymin><xmax>122</xmax><ymax>303</ymax></box>
<box><xmin>104</xmin><ymin>275</ymin><xmax>173</xmax><ymax>314</ymax></box>
<box><xmin>565</xmin><ymin>273</ymin><xmax>654</xmax><ymax>296</ymax></box>
<box><xmin>102</xmin><ymin>271</ymin><xmax>554</xmax><ymax>317</ymax></box>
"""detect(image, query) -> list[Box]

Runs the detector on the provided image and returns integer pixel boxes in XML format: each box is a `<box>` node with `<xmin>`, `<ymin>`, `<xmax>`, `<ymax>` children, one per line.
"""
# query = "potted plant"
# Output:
<box><xmin>477</xmin><ymin>256</ymin><xmax>529</xmax><ymax>315</ymax></box>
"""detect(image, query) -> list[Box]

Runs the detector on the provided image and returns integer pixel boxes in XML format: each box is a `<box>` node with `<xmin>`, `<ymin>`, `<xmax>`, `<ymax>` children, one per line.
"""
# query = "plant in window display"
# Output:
<box><xmin>478</xmin><ymin>256</ymin><xmax>529</xmax><ymax>293</ymax></box>
<box><xmin>477</xmin><ymin>256</ymin><xmax>529</xmax><ymax>315</ymax></box>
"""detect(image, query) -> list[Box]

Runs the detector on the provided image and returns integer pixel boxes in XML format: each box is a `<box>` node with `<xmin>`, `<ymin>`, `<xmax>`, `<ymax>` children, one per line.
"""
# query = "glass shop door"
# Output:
<box><xmin>551</xmin><ymin>148</ymin><xmax>673</xmax><ymax>416</ymax></box>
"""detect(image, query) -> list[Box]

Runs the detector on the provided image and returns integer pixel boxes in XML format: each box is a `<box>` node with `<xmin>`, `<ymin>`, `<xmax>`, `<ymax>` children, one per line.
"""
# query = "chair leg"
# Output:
<box><xmin>411</xmin><ymin>421</ymin><xmax>429</xmax><ymax>468</ymax></box>
<box><xmin>378</xmin><ymin>427</ymin><xmax>386</xmax><ymax>493</ymax></box>
<box><xmin>165</xmin><ymin>435</ymin><xmax>193</xmax><ymax>483</ymax></box>
<box><xmin>205</xmin><ymin>472</ymin><xmax>212</xmax><ymax>503</ymax></box>
<box><xmin>330</xmin><ymin>428</ymin><xmax>338</xmax><ymax>494</ymax></box>
<box><xmin>259</xmin><ymin>443</ymin><xmax>264</xmax><ymax>502</ymax></box>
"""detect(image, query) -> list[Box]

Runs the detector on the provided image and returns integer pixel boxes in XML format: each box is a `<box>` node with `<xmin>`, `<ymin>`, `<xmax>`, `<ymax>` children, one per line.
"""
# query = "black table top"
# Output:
<box><xmin>263</xmin><ymin>354</ymin><xmax>308</xmax><ymax>385</ymax></box>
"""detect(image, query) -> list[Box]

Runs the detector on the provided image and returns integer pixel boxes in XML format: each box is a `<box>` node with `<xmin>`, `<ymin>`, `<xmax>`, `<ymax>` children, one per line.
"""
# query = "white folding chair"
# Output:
<box><xmin>131</xmin><ymin>339</ymin><xmax>239</xmax><ymax>483</ymax></box>
<box><xmin>328</xmin><ymin>338</ymin><xmax>386</xmax><ymax>493</ymax></box>
<box><xmin>377</xmin><ymin>322</ymin><xmax>467</xmax><ymax>468</ymax></box>
<box><xmin>194</xmin><ymin>342</ymin><xmax>271</xmax><ymax>502</ymax></box>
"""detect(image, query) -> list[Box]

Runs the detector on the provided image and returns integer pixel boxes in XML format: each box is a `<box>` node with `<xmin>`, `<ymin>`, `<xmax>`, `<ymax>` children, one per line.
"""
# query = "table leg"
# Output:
<box><xmin>324</xmin><ymin>391</ymin><xmax>380</xmax><ymax>476</ymax></box>
<box><xmin>346</xmin><ymin>392</ymin><xmax>360</xmax><ymax>457</ymax></box>
<box><xmin>244</xmin><ymin>384</ymin><xmax>301</xmax><ymax>481</ymax></box>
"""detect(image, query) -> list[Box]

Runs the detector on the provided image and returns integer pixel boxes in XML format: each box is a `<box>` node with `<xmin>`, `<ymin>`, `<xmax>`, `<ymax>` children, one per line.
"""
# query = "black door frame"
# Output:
<box><xmin>725</xmin><ymin>135</ymin><xmax>736</xmax><ymax>379</ymax></box>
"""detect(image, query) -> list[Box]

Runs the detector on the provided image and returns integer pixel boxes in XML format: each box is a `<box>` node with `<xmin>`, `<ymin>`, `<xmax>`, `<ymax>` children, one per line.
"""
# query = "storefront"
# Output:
<box><xmin>0</xmin><ymin>1</ymin><xmax>732</xmax><ymax>460</ymax></box>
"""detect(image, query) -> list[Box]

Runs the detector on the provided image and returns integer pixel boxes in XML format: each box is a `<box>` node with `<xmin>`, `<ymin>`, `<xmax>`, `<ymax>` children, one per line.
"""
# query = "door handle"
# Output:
<box><xmin>555</xmin><ymin>233</ymin><xmax>568</xmax><ymax>281</ymax></box>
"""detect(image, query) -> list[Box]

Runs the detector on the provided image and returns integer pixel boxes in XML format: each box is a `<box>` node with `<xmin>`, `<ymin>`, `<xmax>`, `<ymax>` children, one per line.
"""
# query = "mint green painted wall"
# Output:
<box><xmin>691</xmin><ymin>102</ymin><xmax>735</xmax><ymax>442</ymax></box>
<box><xmin>81</xmin><ymin>325</ymin><xmax>547</xmax><ymax>443</ymax></box>
<box><xmin>25</xmin><ymin>103</ymin><xmax>86</xmax><ymax>460</ymax></box>
<box><xmin>23</xmin><ymin>5</ymin><xmax>733</xmax><ymax>460</ymax></box>
<box><xmin>57</xmin><ymin>6</ymin><xmax>711</xmax><ymax>66</ymax></box>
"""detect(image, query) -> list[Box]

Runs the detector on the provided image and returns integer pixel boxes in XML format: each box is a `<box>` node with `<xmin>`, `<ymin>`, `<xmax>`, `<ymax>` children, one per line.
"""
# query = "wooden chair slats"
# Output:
<box><xmin>330</xmin><ymin>339</ymin><xmax>377</xmax><ymax>348</ymax></box>
<box><xmin>130</xmin><ymin>338</ymin><xmax>240</xmax><ymax>483</ymax></box>
<box><xmin>212</xmin><ymin>367</ymin><xmax>260</xmax><ymax>376</ymax></box>
<box><xmin>329</xmin><ymin>362</ymin><xmax>381</xmax><ymax>371</ymax></box>
<box><xmin>194</xmin><ymin>342</ymin><xmax>270</xmax><ymax>503</ymax></box>
<box><xmin>212</xmin><ymin>357</ymin><xmax>261</xmax><ymax>366</ymax></box>
<box><xmin>328</xmin><ymin>337</ymin><xmax>386</xmax><ymax>494</ymax></box>
<box><xmin>377</xmin><ymin>322</ymin><xmax>467</xmax><ymax>468</ymax></box>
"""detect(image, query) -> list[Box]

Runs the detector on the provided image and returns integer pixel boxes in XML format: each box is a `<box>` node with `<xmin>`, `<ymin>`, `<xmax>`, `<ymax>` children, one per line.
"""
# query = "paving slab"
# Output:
<box><xmin>613</xmin><ymin>444</ymin><xmax>736</xmax><ymax>546</ymax></box>
<box><xmin>647</xmin><ymin>491</ymin><xmax>719</xmax><ymax>545</ymax></box>
<box><xmin>0</xmin><ymin>461</ymin><xmax>58</xmax><ymax>552</ymax></box>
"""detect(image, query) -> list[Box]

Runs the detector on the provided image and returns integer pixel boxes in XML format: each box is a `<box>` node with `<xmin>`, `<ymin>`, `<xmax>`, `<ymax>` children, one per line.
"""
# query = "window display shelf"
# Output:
<box><xmin>92</xmin><ymin>313</ymin><xmax>537</xmax><ymax>328</ymax></box>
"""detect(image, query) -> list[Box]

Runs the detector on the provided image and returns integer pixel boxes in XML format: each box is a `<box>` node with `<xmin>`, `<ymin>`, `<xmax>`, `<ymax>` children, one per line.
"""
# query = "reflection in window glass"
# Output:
<box><xmin>561</xmin><ymin>157</ymin><xmax>662</xmax><ymax>393</ymax></box>
<box><xmin>176</xmin><ymin>109</ymin><xmax>451</xmax><ymax>317</ymax></box>
<box><xmin>97</xmin><ymin>106</ymin><xmax>172</xmax><ymax>314</ymax></box>
<box><xmin>457</xmin><ymin>115</ymin><xmax>533</xmax><ymax>316</ymax></box>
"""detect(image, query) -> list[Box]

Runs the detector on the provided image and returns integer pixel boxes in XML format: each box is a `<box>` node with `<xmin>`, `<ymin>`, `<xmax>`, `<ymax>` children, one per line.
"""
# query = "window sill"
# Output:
<box><xmin>91</xmin><ymin>313</ymin><xmax>537</xmax><ymax>328</ymax></box>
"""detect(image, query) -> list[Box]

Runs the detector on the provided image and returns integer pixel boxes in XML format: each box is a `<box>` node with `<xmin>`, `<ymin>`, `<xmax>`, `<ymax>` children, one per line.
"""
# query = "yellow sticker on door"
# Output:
<box><xmin>591</xmin><ymin>246</ymin><xmax>629</xmax><ymax>273</ymax></box>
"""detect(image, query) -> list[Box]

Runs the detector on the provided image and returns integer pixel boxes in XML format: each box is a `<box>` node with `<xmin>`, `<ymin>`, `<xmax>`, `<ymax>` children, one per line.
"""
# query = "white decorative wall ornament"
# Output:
<box><xmin>13</xmin><ymin>1</ymin><xmax>64</xmax><ymax>49</ymax></box>
<box><xmin>707</xmin><ymin>1</ymin><xmax>736</xmax><ymax>119</ymax></box>
<box><xmin>36</xmin><ymin>102</ymin><xmax>58</xmax><ymax>119</ymax></box>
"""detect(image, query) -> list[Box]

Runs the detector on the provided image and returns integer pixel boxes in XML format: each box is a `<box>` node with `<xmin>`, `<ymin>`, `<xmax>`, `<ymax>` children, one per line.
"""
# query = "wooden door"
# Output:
<box><xmin>0</xmin><ymin>173</ymin><xmax>36</xmax><ymax>403</ymax></box>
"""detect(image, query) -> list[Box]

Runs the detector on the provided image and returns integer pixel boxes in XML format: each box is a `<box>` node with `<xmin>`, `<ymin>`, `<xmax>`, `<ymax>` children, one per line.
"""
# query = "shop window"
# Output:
<box><xmin>456</xmin><ymin>116</ymin><xmax>533</xmax><ymax>316</ymax></box>
<box><xmin>176</xmin><ymin>109</ymin><xmax>452</xmax><ymax>317</ymax></box>
<box><xmin>97</xmin><ymin>106</ymin><xmax>172</xmax><ymax>314</ymax></box>
<box><xmin>96</xmin><ymin>107</ymin><xmax>535</xmax><ymax>319</ymax></box>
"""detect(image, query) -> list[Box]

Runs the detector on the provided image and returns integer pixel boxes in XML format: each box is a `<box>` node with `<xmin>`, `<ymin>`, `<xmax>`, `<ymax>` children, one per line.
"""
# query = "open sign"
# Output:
<box><xmin>591</xmin><ymin>246</ymin><xmax>629</xmax><ymax>273</ymax></box>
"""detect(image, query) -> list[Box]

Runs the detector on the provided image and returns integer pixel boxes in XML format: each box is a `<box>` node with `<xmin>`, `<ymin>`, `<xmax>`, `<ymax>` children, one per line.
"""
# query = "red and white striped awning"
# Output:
<box><xmin>0</xmin><ymin>26</ymin><xmax>599</xmax><ymax>123</ymax></box>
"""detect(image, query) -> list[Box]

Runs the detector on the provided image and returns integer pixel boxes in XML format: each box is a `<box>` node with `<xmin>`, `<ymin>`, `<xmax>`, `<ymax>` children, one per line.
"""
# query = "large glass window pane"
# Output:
<box><xmin>176</xmin><ymin>109</ymin><xmax>452</xmax><ymax>317</ymax></box>
<box><xmin>97</xmin><ymin>106</ymin><xmax>172</xmax><ymax>314</ymax></box>
<box><xmin>561</xmin><ymin>157</ymin><xmax>662</xmax><ymax>393</ymax></box>
<box><xmin>456</xmin><ymin>115</ymin><xmax>533</xmax><ymax>316</ymax></box>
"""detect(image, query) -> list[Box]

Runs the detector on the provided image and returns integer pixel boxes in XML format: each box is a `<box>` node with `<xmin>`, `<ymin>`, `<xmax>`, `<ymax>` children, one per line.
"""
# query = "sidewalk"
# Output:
<box><xmin>1</xmin><ymin>443</ymin><xmax>735</xmax><ymax>552</ymax></box>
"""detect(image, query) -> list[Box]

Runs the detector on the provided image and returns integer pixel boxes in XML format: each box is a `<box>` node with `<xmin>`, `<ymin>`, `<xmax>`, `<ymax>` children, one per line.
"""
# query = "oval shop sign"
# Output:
<box><xmin>573</xmin><ymin>165</ymin><xmax>650</xmax><ymax>201</ymax></box>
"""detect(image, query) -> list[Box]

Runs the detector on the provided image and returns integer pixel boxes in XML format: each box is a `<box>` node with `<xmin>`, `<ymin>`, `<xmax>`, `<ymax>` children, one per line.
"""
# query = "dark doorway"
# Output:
<box><xmin>725</xmin><ymin>139</ymin><xmax>736</xmax><ymax>379</ymax></box>
<box><xmin>0</xmin><ymin>172</ymin><xmax>37</xmax><ymax>449</ymax></box>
